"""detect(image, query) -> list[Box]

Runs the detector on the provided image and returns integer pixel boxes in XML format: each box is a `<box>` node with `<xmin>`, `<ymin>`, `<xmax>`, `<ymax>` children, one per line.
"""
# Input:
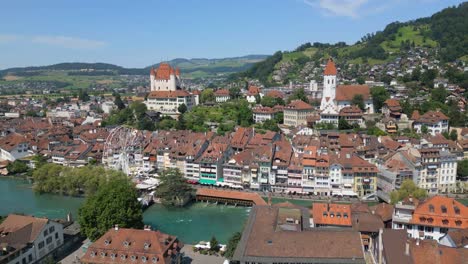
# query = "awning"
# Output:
<box><xmin>198</xmin><ymin>179</ymin><xmax>217</xmax><ymax>185</ymax></box>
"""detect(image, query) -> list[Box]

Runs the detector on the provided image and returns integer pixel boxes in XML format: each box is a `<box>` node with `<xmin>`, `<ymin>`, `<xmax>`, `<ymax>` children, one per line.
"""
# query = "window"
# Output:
<box><xmin>418</xmin><ymin>226</ymin><xmax>424</xmax><ymax>231</ymax></box>
<box><xmin>441</xmin><ymin>206</ymin><xmax>447</xmax><ymax>213</ymax></box>
<box><xmin>454</xmin><ymin>206</ymin><xmax>460</xmax><ymax>214</ymax></box>
<box><xmin>43</xmin><ymin>230</ymin><xmax>48</xmax><ymax>237</ymax></box>
<box><xmin>49</xmin><ymin>226</ymin><xmax>55</xmax><ymax>233</ymax></box>
<box><xmin>46</xmin><ymin>237</ymin><xmax>52</xmax><ymax>244</ymax></box>
<box><xmin>425</xmin><ymin>226</ymin><xmax>434</xmax><ymax>233</ymax></box>
<box><xmin>28</xmin><ymin>254</ymin><xmax>32</xmax><ymax>262</ymax></box>
<box><xmin>455</xmin><ymin>220</ymin><xmax>462</xmax><ymax>226</ymax></box>
<box><xmin>55</xmin><ymin>233</ymin><xmax>58</xmax><ymax>239</ymax></box>
<box><xmin>38</xmin><ymin>241</ymin><xmax>45</xmax><ymax>249</ymax></box>
<box><xmin>22</xmin><ymin>258</ymin><xmax>26</xmax><ymax>264</ymax></box>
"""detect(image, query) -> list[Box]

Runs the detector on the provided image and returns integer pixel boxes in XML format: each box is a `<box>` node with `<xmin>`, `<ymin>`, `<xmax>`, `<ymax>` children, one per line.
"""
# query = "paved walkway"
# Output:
<box><xmin>181</xmin><ymin>245</ymin><xmax>227</xmax><ymax>264</ymax></box>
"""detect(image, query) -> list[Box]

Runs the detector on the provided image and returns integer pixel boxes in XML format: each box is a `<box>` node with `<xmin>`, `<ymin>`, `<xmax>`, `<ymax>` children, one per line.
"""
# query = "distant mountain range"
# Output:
<box><xmin>0</xmin><ymin>55</ymin><xmax>269</xmax><ymax>79</ymax></box>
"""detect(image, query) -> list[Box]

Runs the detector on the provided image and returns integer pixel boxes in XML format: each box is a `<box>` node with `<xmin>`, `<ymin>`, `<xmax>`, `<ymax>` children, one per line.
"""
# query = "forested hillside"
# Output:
<box><xmin>234</xmin><ymin>2</ymin><xmax>468</xmax><ymax>86</ymax></box>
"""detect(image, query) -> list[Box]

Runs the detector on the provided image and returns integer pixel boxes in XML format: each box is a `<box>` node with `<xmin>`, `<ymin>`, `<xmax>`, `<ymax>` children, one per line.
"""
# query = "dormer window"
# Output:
<box><xmin>330</xmin><ymin>213</ymin><xmax>334</xmax><ymax>218</ymax></box>
<box><xmin>90</xmin><ymin>251</ymin><xmax>96</xmax><ymax>257</ymax></box>
<box><xmin>429</xmin><ymin>204</ymin><xmax>434</xmax><ymax>212</ymax></box>
<box><xmin>454</xmin><ymin>206</ymin><xmax>460</xmax><ymax>214</ymax></box>
<box><xmin>344</xmin><ymin>213</ymin><xmax>348</xmax><ymax>218</ymax></box>
<box><xmin>455</xmin><ymin>220</ymin><xmax>462</xmax><ymax>226</ymax></box>
<box><xmin>110</xmin><ymin>253</ymin><xmax>116</xmax><ymax>259</ymax></box>
<box><xmin>323</xmin><ymin>212</ymin><xmax>328</xmax><ymax>217</ymax></box>
<box><xmin>100</xmin><ymin>252</ymin><xmax>106</xmax><ymax>258</ymax></box>
<box><xmin>427</xmin><ymin>217</ymin><xmax>434</xmax><ymax>223</ymax></box>
<box><xmin>123</xmin><ymin>240</ymin><xmax>130</xmax><ymax>247</ymax></box>
<box><xmin>152</xmin><ymin>257</ymin><xmax>158</xmax><ymax>263</ymax></box>
<box><xmin>144</xmin><ymin>242</ymin><xmax>151</xmax><ymax>249</ymax></box>
<box><xmin>104</xmin><ymin>239</ymin><xmax>111</xmax><ymax>246</ymax></box>
<box><xmin>142</xmin><ymin>256</ymin><xmax>148</xmax><ymax>262</ymax></box>
<box><xmin>120</xmin><ymin>254</ymin><xmax>126</xmax><ymax>260</ymax></box>
<box><xmin>131</xmin><ymin>255</ymin><xmax>137</xmax><ymax>261</ymax></box>
<box><xmin>441</xmin><ymin>205</ymin><xmax>447</xmax><ymax>213</ymax></box>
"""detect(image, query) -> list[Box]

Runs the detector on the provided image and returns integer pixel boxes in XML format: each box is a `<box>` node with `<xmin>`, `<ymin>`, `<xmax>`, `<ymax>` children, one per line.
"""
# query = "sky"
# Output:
<box><xmin>0</xmin><ymin>0</ymin><xmax>464</xmax><ymax>69</ymax></box>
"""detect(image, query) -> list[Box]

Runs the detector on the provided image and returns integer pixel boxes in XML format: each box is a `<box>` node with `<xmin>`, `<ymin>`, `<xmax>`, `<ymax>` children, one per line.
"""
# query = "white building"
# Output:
<box><xmin>214</xmin><ymin>89</ymin><xmax>230</xmax><ymax>103</ymax></box>
<box><xmin>0</xmin><ymin>214</ymin><xmax>64</xmax><ymax>264</ymax></box>
<box><xmin>145</xmin><ymin>64</ymin><xmax>195</xmax><ymax>118</ymax></box>
<box><xmin>412</xmin><ymin>110</ymin><xmax>449</xmax><ymax>136</ymax></box>
<box><xmin>101</xmin><ymin>101</ymin><xmax>116</xmax><ymax>114</ymax></box>
<box><xmin>252</xmin><ymin>106</ymin><xmax>278</xmax><ymax>123</ymax></box>
<box><xmin>245</xmin><ymin>86</ymin><xmax>263</xmax><ymax>103</ymax></box>
<box><xmin>0</xmin><ymin>133</ymin><xmax>31</xmax><ymax>161</ymax></box>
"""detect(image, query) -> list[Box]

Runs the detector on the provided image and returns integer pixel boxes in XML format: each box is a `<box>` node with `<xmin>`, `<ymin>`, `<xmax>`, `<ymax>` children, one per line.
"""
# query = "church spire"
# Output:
<box><xmin>324</xmin><ymin>58</ymin><xmax>337</xmax><ymax>75</ymax></box>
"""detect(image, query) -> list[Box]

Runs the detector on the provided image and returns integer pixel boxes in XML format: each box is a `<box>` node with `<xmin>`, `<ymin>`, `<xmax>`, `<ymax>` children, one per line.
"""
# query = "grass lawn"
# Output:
<box><xmin>381</xmin><ymin>25</ymin><xmax>437</xmax><ymax>52</ymax></box>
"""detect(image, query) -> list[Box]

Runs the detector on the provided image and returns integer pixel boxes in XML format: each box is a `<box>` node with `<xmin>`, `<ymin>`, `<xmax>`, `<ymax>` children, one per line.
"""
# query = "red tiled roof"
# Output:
<box><xmin>150</xmin><ymin>63</ymin><xmax>178</xmax><ymax>80</ymax></box>
<box><xmin>81</xmin><ymin>228</ymin><xmax>180</xmax><ymax>264</ymax></box>
<box><xmin>285</xmin><ymin>100</ymin><xmax>313</xmax><ymax>110</ymax></box>
<box><xmin>335</xmin><ymin>85</ymin><xmax>370</xmax><ymax>101</ymax></box>
<box><xmin>147</xmin><ymin>90</ymin><xmax>191</xmax><ymax>98</ymax></box>
<box><xmin>214</xmin><ymin>89</ymin><xmax>230</xmax><ymax>96</ymax></box>
<box><xmin>196</xmin><ymin>188</ymin><xmax>266</xmax><ymax>205</ymax></box>
<box><xmin>266</xmin><ymin>90</ymin><xmax>285</xmax><ymax>99</ymax></box>
<box><xmin>0</xmin><ymin>214</ymin><xmax>48</xmax><ymax>242</ymax></box>
<box><xmin>410</xmin><ymin>196</ymin><xmax>467</xmax><ymax>229</ymax></box>
<box><xmin>413</xmin><ymin>111</ymin><xmax>449</xmax><ymax>124</ymax></box>
<box><xmin>311</xmin><ymin>203</ymin><xmax>352</xmax><ymax>227</ymax></box>
<box><xmin>0</xmin><ymin>133</ymin><xmax>28</xmax><ymax>151</ymax></box>
<box><xmin>324</xmin><ymin>58</ymin><xmax>337</xmax><ymax>75</ymax></box>
<box><xmin>247</xmin><ymin>86</ymin><xmax>261</xmax><ymax>96</ymax></box>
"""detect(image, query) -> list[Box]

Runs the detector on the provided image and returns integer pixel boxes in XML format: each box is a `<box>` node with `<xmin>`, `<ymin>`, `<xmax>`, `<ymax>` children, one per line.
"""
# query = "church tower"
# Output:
<box><xmin>320</xmin><ymin>58</ymin><xmax>338</xmax><ymax>112</ymax></box>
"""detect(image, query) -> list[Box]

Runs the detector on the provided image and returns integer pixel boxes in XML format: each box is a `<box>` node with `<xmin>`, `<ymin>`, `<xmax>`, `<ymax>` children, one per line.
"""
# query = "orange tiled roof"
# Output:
<box><xmin>285</xmin><ymin>100</ymin><xmax>313</xmax><ymax>110</ymax></box>
<box><xmin>196</xmin><ymin>188</ymin><xmax>267</xmax><ymax>205</ymax></box>
<box><xmin>150</xmin><ymin>63</ymin><xmax>178</xmax><ymax>80</ymax></box>
<box><xmin>214</xmin><ymin>89</ymin><xmax>230</xmax><ymax>96</ymax></box>
<box><xmin>324</xmin><ymin>58</ymin><xmax>337</xmax><ymax>75</ymax></box>
<box><xmin>335</xmin><ymin>85</ymin><xmax>370</xmax><ymax>101</ymax></box>
<box><xmin>312</xmin><ymin>203</ymin><xmax>352</xmax><ymax>227</ymax></box>
<box><xmin>411</xmin><ymin>196</ymin><xmax>467</xmax><ymax>229</ymax></box>
<box><xmin>80</xmin><ymin>228</ymin><xmax>180</xmax><ymax>264</ymax></box>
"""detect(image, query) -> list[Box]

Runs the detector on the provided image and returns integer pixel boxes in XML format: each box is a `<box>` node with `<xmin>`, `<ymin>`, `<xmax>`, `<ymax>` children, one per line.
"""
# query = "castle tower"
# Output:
<box><xmin>149</xmin><ymin>63</ymin><xmax>181</xmax><ymax>91</ymax></box>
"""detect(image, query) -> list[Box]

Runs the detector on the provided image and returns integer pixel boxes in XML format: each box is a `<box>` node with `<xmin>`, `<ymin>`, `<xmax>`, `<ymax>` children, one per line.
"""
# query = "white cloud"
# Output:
<box><xmin>32</xmin><ymin>35</ymin><xmax>107</xmax><ymax>49</ymax></box>
<box><xmin>0</xmin><ymin>34</ymin><xmax>19</xmax><ymax>43</ymax></box>
<box><xmin>303</xmin><ymin>0</ymin><xmax>394</xmax><ymax>18</ymax></box>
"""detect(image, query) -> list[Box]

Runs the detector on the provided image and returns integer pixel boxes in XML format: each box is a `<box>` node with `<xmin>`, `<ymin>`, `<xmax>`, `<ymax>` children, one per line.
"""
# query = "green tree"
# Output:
<box><xmin>261</xmin><ymin>119</ymin><xmax>279</xmax><ymax>132</ymax></box>
<box><xmin>156</xmin><ymin>168</ymin><xmax>195</xmax><ymax>207</ymax></box>
<box><xmin>449</xmin><ymin>130</ymin><xmax>458</xmax><ymax>141</ymax></box>
<box><xmin>210</xmin><ymin>236</ymin><xmax>219</xmax><ymax>252</ymax></box>
<box><xmin>261</xmin><ymin>96</ymin><xmax>284</xmax><ymax>107</ymax></box>
<box><xmin>32</xmin><ymin>154</ymin><xmax>48</xmax><ymax>169</ymax></box>
<box><xmin>338</xmin><ymin>118</ymin><xmax>353</xmax><ymax>130</ymax></box>
<box><xmin>431</xmin><ymin>87</ymin><xmax>447</xmax><ymax>104</ymax></box>
<box><xmin>421</xmin><ymin>125</ymin><xmax>429</xmax><ymax>134</ymax></box>
<box><xmin>224</xmin><ymin>232</ymin><xmax>242</xmax><ymax>260</ymax></box>
<box><xmin>78</xmin><ymin>178</ymin><xmax>143</xmax><ymax>241</ymax></box>
<box><xmin>390</xmin><ymin>179</ymin><xmax>427</xmax><ymax>204</ymax></box>
<box><xmin>78</xmin><ymin>89</ymin><xmax>90</xmax><ymax>102</ymax></box>
<box><xmin>201</xmin><ymin>89</ymin><xmax>215</xmax><ymax>103</ymax></box>
<box><xmin>288</xmin><ymin>88</ymin><xmax>309</xmax><ymax>103</ymax></box>
<box><xmin>7</xmin><ymin>160</ymin><xmax>29</xmax><ymax>174</ymax></box>
<box><xmin>178</xmin><ymin>103</ymin><xmax>187</xmax><ymax>114</ymax></box>
<box><xmin>114</xmin><ymin>93</ymin><xmax>125</xmax><ymax>110</ymax></box>
<box><xmin>371</xmin><ymin>86</ymin><xmax>390</xmax><ymax>113</ymax></box>
<box><xmin>351</xmin><ymin>94</ymin><xmax>365</xmax><ymax>111</ymax></box>
<box><xmin>457</xmin><ymin>160</ymin><xmax>468</xmax><ymax>181</ymax></box>
<box><xmin>229</xmin><ymin>87</ymin><xmax>241</xmax><ymax>99</ymax></box>
<box><xmin>356</xmin><ymin>77</ymin><xmax>365</xmax><ymax>85</ymax></box>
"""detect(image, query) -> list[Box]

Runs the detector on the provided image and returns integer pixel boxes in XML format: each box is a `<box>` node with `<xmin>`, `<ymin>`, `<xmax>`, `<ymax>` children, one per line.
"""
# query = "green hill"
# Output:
<box><xmin>235</xmin><ymin>2</ymin><xmax>468</xmax><ymax>85</ymax></box>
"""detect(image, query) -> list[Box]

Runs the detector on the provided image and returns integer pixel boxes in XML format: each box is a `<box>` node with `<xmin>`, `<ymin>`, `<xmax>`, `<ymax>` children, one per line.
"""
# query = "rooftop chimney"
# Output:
<box><xmin>114</xmin><ymin>224</ymin><xmax>119</xmax><ymax>231</ymax></box>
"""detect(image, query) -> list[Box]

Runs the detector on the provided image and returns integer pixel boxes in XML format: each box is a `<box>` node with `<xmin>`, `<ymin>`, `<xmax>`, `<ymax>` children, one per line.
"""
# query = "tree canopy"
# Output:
<box><xmin>33</xmin><ymin>164</ymin><xmax>128</xmax><ymax>196</ymax></box>
<box><xmin>390</xmin><ymin>179</ymin><xmax>427</xmax><ymax>204</ymax></box>
<box><xmin>156</xmin><ymin>168</ymin><xmax>195</xmax><ymax>207</ymax></box>
<box><xmin>78</xmin><ymin>178</ymin><xmax>143</xmax><ymax>241</ymax></box>
<box><xmin>351</xmin><ymin>94</ymin><xmax>366</xmax><ymax>111</ymax></box>
<box><xmin>370</xmin><ymin>86</ymin><xmax>390</xmax><ymax>112</ymax></box>
<box><xmin>201</xmin><ymin>89</ymin><xmax>215</xmax><ymax>103</ymax></box>
<box><xmin>224</xmin><ymin>232</ymin><xmax>242</xmax><ymax>260</ymax></box>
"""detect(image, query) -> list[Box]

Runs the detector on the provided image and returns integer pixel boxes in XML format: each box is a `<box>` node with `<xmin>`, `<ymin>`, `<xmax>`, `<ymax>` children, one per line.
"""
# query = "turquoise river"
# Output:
<box><xmin>0</xmin><ymin>177</ymin><xmax>249</xmax><ymax>243</ymax></box>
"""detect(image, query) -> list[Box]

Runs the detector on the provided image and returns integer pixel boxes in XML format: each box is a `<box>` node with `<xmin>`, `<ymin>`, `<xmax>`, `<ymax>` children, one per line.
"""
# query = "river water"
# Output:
<box><xmin>0</xmin><ymin>178</ymin><xmax>249</xmax><ymax>243</ymax></box>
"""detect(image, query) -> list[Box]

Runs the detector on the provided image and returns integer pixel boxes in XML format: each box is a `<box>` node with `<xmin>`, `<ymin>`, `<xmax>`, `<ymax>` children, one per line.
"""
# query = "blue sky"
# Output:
<box><xmin>0</xmin><ymin>0</ymin><xmax>464</xmax><ymax>69</ymax></box>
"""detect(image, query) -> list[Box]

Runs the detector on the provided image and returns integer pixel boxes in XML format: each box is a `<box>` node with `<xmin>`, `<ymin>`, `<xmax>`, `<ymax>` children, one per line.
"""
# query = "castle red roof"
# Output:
<box><xmin>324</xmin><ymin>58</ymin><xmax>337</xmax><ymax>75</ymax></box>
<box><xmin>150</xmin><ymin>63</ymin><xmax>178</xmax><ymax>80</ymax></box>
<box><xmin>335</xmin><ymin>85</ymin><xmax>370</xmax><ymax>101</ymax></box>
